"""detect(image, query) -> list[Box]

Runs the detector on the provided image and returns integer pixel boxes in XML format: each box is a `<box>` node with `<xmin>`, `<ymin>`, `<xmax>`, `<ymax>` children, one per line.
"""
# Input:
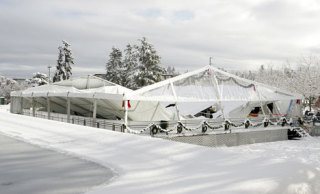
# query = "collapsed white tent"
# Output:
<box><xmin>10</xmin><ymin>66</ymin><xmax>303</xmax><ymax>126</ymax></box>
<box><xmin>11</xmin><ymin>76</ymin><xmax>127</xmax><ymax>120</ymax></box>
<box><xmin>125</xmin><ymin>65</ymin><xmax>303</xmax><ymax>121</ymax></box>
<box><xmin>10</xmin><ymin>75</ymin><xmax>171</xmax><ymax>122</ymax></box>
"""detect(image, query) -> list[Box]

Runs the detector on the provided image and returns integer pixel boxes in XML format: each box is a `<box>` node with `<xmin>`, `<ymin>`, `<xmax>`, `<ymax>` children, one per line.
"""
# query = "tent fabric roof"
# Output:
<box><xmin>10</xmin><ymin>67</ymin><xmax>303</xmax><ymax>121</ymax></box>
<box><xmin>125</xmin><ymin>65</ymin><xmax>303</xmax><ymax>102</ymax></box>
<box><xmin>12</xmin><ymin>67</ymin><xmax>302</xmax><ymax>102</ymax></box>
<box><xmin>54</xmin><ymin>75</ymin><xmax>115</xmax><ymax>89</ymax></box>
<box><xmin>11</xmin><ymin>75</ymin><xmax>132</xmax><ymax>100</ymax></box>
<box><xmin>11</xmin><ymin>84</ymin><xmax>80</xmax><ymax>97</ymax></box>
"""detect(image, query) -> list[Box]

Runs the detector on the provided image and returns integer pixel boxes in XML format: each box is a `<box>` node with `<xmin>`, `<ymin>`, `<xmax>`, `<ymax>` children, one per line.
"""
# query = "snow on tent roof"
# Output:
<box><xmin>11</xmin><ymin>84</ymin><xmax>80</xmax><ymax>97</ymax></box>
<box><xmin>126</xmin><ymin>65</ymin><xmax>303</xmax><ymax>102</ymax></box>
<box><xmin>53</xmin><ymin>75</ymin><xmax>125</xmax><ymax>90</ymax></box>
<box><xmin>10</xmin><ymin>76</ymin><xmax>135</xmax><ymax>120</ymax></box>
<box><xmin>11</xmin><ymin>75</ymin><xmax>132</xmax><ymax>99</ymax></box>
<box><xmin>10</xmin><ymin>68</ymin><xmax>303</xmax><ymax>122</ymax></box>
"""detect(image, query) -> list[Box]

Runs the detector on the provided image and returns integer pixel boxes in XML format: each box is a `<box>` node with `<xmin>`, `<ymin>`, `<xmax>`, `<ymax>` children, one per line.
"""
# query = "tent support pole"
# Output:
<box><xmin>274</xmin><ymin>102</ymin><xmax>282</xmax><ymax>118</ymax></box>
<box><xmin>67</xmin><ymin>97</ymin><xmax>71</xmax><ymax>123</ymax></box>
<box><xmin>170</xmin><ymin>82</ymin><xmax>180</xmax><ymax>121</ymax></box>
<box><xmin>32</xmin><ymin>97</ymin><xmax>35</xmax><ymax>117</ymax></box>
<box><xmin>150</xmin><ymin>102</ymin><xmax>160</xmax><ymax>121</ymax></box>
<box><xmin>255</xmin><ymin>85</ymin><xmax>266</xmax><ymax>117</ymax></box>
<box><xmin>10</xmin><ymin>98</ymin><xmax>13</xmax><ymax>113</ymax></box>
<box><xmin>175</xmin><ymin>105</ymin><xmax>180</xmax><ymax>121</ymax></box>
<box><xmin>20</xmin><ymin>96</ymin><xmax>24</xmax><ymax>114</ymax></box>
<box><xmin>212</xmin><ymin>73</ymin><xmax>225</xmax><ymax>119</ymax></box>
<box><xmin>124</xmin><ymin>100</ymin><xmax>128</xmax><ymax>132</ymax></box>
<box><xmin>92</xmin><ymin>99</ymin><xmax>97</xmax><ymax>127</ymax></box>
<box><xmin>47</xmin><ymin>97</ymin><xmax>51</xmax><ymax>120</ymax></box>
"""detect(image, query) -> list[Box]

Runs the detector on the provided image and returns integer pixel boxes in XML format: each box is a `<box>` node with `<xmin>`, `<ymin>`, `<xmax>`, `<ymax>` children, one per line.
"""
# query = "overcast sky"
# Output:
<box><xmin>1</xmin><ymin>0</ymin><xmax>320</xmax><ymax>78</ymax></box>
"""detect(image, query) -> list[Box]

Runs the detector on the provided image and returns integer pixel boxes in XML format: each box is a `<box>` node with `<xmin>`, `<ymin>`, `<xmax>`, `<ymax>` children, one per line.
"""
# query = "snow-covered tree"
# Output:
<box><xmin>165</xmin><ymin>66</ymin><xmax>179</xmax><ymax>78</ymax></box>
<box><xmin>0</xmin><ymin>76</ymin><xmax>21</xmax><ymax>100</ymax></box>
<box><xmin>26</xmin><ymin>72</ymin><xmax>48</xmax><ymax>87</ymax></box>
<box><xmin>122</xmin><ymin>44</ymin><xmax>138</xmax><ymax>89</ymax></box>
<box><xmin>134</xmin><ymin>37</ymin><xmax>165</xmax><ymax>88</ymax></box>
<box><xmin>254</xmin><ymin>65</ymin><xmax>286</xmax><ymax>89</ymax></box>
<box><xmin>53</xmin><ymin>46</ymin><xmax>64</xmax><ymax>82</ymax></box>
<box><xmin>106</xmin><ymin>47</ymin><xmax>123</xmax><ymax>84</ymax></box>
<box><xmin>53</xmin><ymin>40</ymin><xmax>74</xmax><ymax>82</ymax></box>
<box><xmin>105</xmin><ymin>37</ymin><xmax>165</xmax><ymax>89</ymax></box>
<box><xmin>285</xmin><ymin>56</ymin><xmax>320</xmax><ymax>111</ymax></box>
<box><xmin>238</xmin><ymin>56</ymin><xmax>320</xmax><ymax>111</ymax></box>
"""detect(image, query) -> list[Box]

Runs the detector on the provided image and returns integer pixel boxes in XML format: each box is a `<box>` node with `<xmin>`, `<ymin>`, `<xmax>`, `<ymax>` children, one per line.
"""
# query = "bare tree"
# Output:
<box><xmin>244</xmin><ymin>56</ymin><xmax>320</xmax><ymax>111</ymax></box>
<box><xmin>286</xmin><ymin>56</ymin><xmax>320</xmax><ymax>111</ymax></box>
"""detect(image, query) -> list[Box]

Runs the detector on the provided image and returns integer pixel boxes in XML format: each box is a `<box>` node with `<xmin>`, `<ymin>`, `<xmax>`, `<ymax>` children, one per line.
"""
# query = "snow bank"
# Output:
<box><xmin>0</xmin><ymin>109</ymin><xmax>320</xmax><ymax>194</ymax></box>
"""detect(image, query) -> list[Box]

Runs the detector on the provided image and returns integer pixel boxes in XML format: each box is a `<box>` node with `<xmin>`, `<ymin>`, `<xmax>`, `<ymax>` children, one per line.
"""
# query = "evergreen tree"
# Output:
<box><xmin>165</xmin><ymin>66</ymin><xmax>179</xmax><ymax>77</ymax></box>
<box><xmin>106</xmin><ymin>47</ymin><xmax>123</xmax><ymax>84</ymax></box>
<box><xmin>53</xmin><ymin>46</ymin><xmax>64</xmax><ymax>82</ymax></box>
<box><xmin>134</xmin><ymin>37</ymin><xmax>164</xmax><ymax>88</ymax></box>
<box><xmin>63</xmin><ymin>41</ymin><xmax>73</xmax><ymax>79</ymax></box>
<box><xmin>53</xmin><ymin>40</ymin><xmax>74</xmax><ymax>82</ymax></box>
<box><xmin>105</xmin><ymin>37</ymin><xmax>164</xmax><ymax>89</ymax></box>
<box><xmin>122</xmin><ymin>44</ymin><xmax>138</xmax><ymax>89</ymax></box>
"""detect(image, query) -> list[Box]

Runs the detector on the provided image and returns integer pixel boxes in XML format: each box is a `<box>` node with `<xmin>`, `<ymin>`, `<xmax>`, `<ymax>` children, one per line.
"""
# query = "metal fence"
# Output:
<box><xmin>22</xmin><ymin>109</ymin><xmax>124</xmax><ymax>132</ymax></box>
<box><xmin>20</xmin><ymin>109</ymin><xmax>303</xmax><ymax>147</ymax></box>
<box><xmin>21</xmin><ymin>109</ymin><xmax>297</xmax><ymax>135</ymax></box>
<box><xmin>126</xmin><ymin>116</ymin><xmax>294</xmax><ymax>135</ymax></box>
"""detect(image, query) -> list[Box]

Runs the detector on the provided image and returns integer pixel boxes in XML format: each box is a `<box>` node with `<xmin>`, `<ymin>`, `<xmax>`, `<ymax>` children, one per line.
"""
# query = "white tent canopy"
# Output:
<box><xmin>11</xmin><ymin>66</ymin><xmax>303</xmax><ymax>122</ymax></box>
<box><xmin>125</xmin><ymin>65</ymin><xmax>303</xmax><ymax>120</ymax></box>
<box><xmin>10</xmin><ymin>75</ymin><xmax>171</xmax><ymax>121</ymax></box>
<box><xmin>10</xmin><ymin>76</ymin><xmax>132</xmax><ymax>120</ymax></box>
<box><xmin>126</xmin><ymin>65</ymin><xmax>302</xmax><ymax>102</ymax></box>
<box><xmin>11</xmin><ymin>75</ymin><xmax>131</xmax><ymax>100</ymax></box>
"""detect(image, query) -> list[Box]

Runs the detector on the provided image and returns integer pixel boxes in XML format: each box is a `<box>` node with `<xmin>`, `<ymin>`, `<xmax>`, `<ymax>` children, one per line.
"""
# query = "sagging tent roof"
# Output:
<box><xmin>124</xmin><ymin>65</ymin><xmax>303</xmax><ymax>120</ymax></box>
<box><xmin>11</xmin><ymin>67</ymin><xmax>303</xmax><ymax>122</ymax></box>
<box><xmin>10</xmin><ymin>75</ymin><xmax>171</xmax><ymax>121</ymax></box>
<box><xmin>11</xmin><ymin>75</ymin><xmax>132</xmax><ymax>99</ymax></box>
<box><xmin>125</xmin><ymin>65</ymin><xmax>303</xmax><ymax>102</ymax></box>
<box><xmin>10</xmin><ymin>76</ymin><xmax>131</xmax><ymax>119</ymax></box>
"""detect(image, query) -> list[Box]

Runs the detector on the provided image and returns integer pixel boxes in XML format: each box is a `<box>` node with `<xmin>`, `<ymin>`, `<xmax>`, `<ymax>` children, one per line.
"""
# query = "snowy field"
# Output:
<box><xmin>0</xmin><ymin>105</ymin><xmax>320</xmax><ymax>194</ymax></box>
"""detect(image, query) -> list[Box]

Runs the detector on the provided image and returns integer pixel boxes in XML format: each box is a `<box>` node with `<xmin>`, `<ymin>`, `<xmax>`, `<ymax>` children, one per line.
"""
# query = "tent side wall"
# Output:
<box><xmin>10</xmin><ymin>67</ymin><xmax>304</xmax><ymax>123</ymax></box>
<box><xmin>10</xmin><ymin>96</ymin><xmax>23</xmax><ymax>114</ymax></box>
<box><xmin>125</xmin><ymin>66</ymin><xmax>303</xmax><ymax>121</ymax></box>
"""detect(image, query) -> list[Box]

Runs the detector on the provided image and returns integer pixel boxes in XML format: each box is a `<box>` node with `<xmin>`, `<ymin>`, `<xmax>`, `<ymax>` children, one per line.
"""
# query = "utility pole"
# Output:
<box><xmin>48</xmin><ymin>65</ymin><xmax>52</xmax><ymax>84</ymax></box>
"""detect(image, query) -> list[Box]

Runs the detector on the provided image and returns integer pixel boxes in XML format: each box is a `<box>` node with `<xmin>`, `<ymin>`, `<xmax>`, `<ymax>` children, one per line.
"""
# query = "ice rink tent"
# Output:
<box><xmin>10</xmin><ymin>75</ymin><xmax>172</xmax><ymax>122</ymax></box>
<box><xmin>10</xmin><ymin>66</ymin><xmax>303</xmax><ymax>124</ymax></box>
<box><xmin>125</xmin><ymin>65</ymin><xmax>303</xmax><ymax>120</ymax></box>
<box><xmin>10</xmin><ymin>76</ymin><xmax>130</xmax><ymax>119</ymax></box>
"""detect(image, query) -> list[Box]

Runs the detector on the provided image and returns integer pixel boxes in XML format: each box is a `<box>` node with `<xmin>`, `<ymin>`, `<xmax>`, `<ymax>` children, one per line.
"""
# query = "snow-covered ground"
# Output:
<box><xmin>0</xmin><ymin>134</ymin><xmax>113</xmax><ymax>194</ymax></box>
<box><xmin>0</xmin><ymin>105</ymin><xmax>320</xmax><ymax>194</ymax></box>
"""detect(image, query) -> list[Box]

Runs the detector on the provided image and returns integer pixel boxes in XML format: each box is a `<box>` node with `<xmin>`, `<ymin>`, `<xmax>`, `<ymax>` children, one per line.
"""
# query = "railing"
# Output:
<box><xmin>22</xmin><ymin>109</ymin><xmax>124</xmax><ymax>132</ymax></box>
<box><xmin>21</xmin><ymin>109</ymin><xmax>300</xmax><ymax>137</ymax></box>
<box><xmin>126</xmin><ymin>115</ymin><xmax>299</xmax><ymax>137</ymax></box>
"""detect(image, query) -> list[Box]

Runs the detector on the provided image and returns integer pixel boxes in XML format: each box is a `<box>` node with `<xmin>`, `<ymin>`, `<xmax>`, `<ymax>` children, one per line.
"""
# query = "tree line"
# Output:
<box><xmin>2</xmin><ymin>37</ymin><xmax>320</xmax><ymax>111</ymax></box>
<box><xmin>0</xmin><ymin>37</ymin><xmax>178</xmax><ymax>101</ymax></box>
<box><xmin>235</xmin><ymin>55</ymin><xmax>320</xmax><ymax>111</ymax></box>
<box><xmin>52</xmin><ymin>37</ymin><xmax>176</xmax><ymax>90</ymax></box>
